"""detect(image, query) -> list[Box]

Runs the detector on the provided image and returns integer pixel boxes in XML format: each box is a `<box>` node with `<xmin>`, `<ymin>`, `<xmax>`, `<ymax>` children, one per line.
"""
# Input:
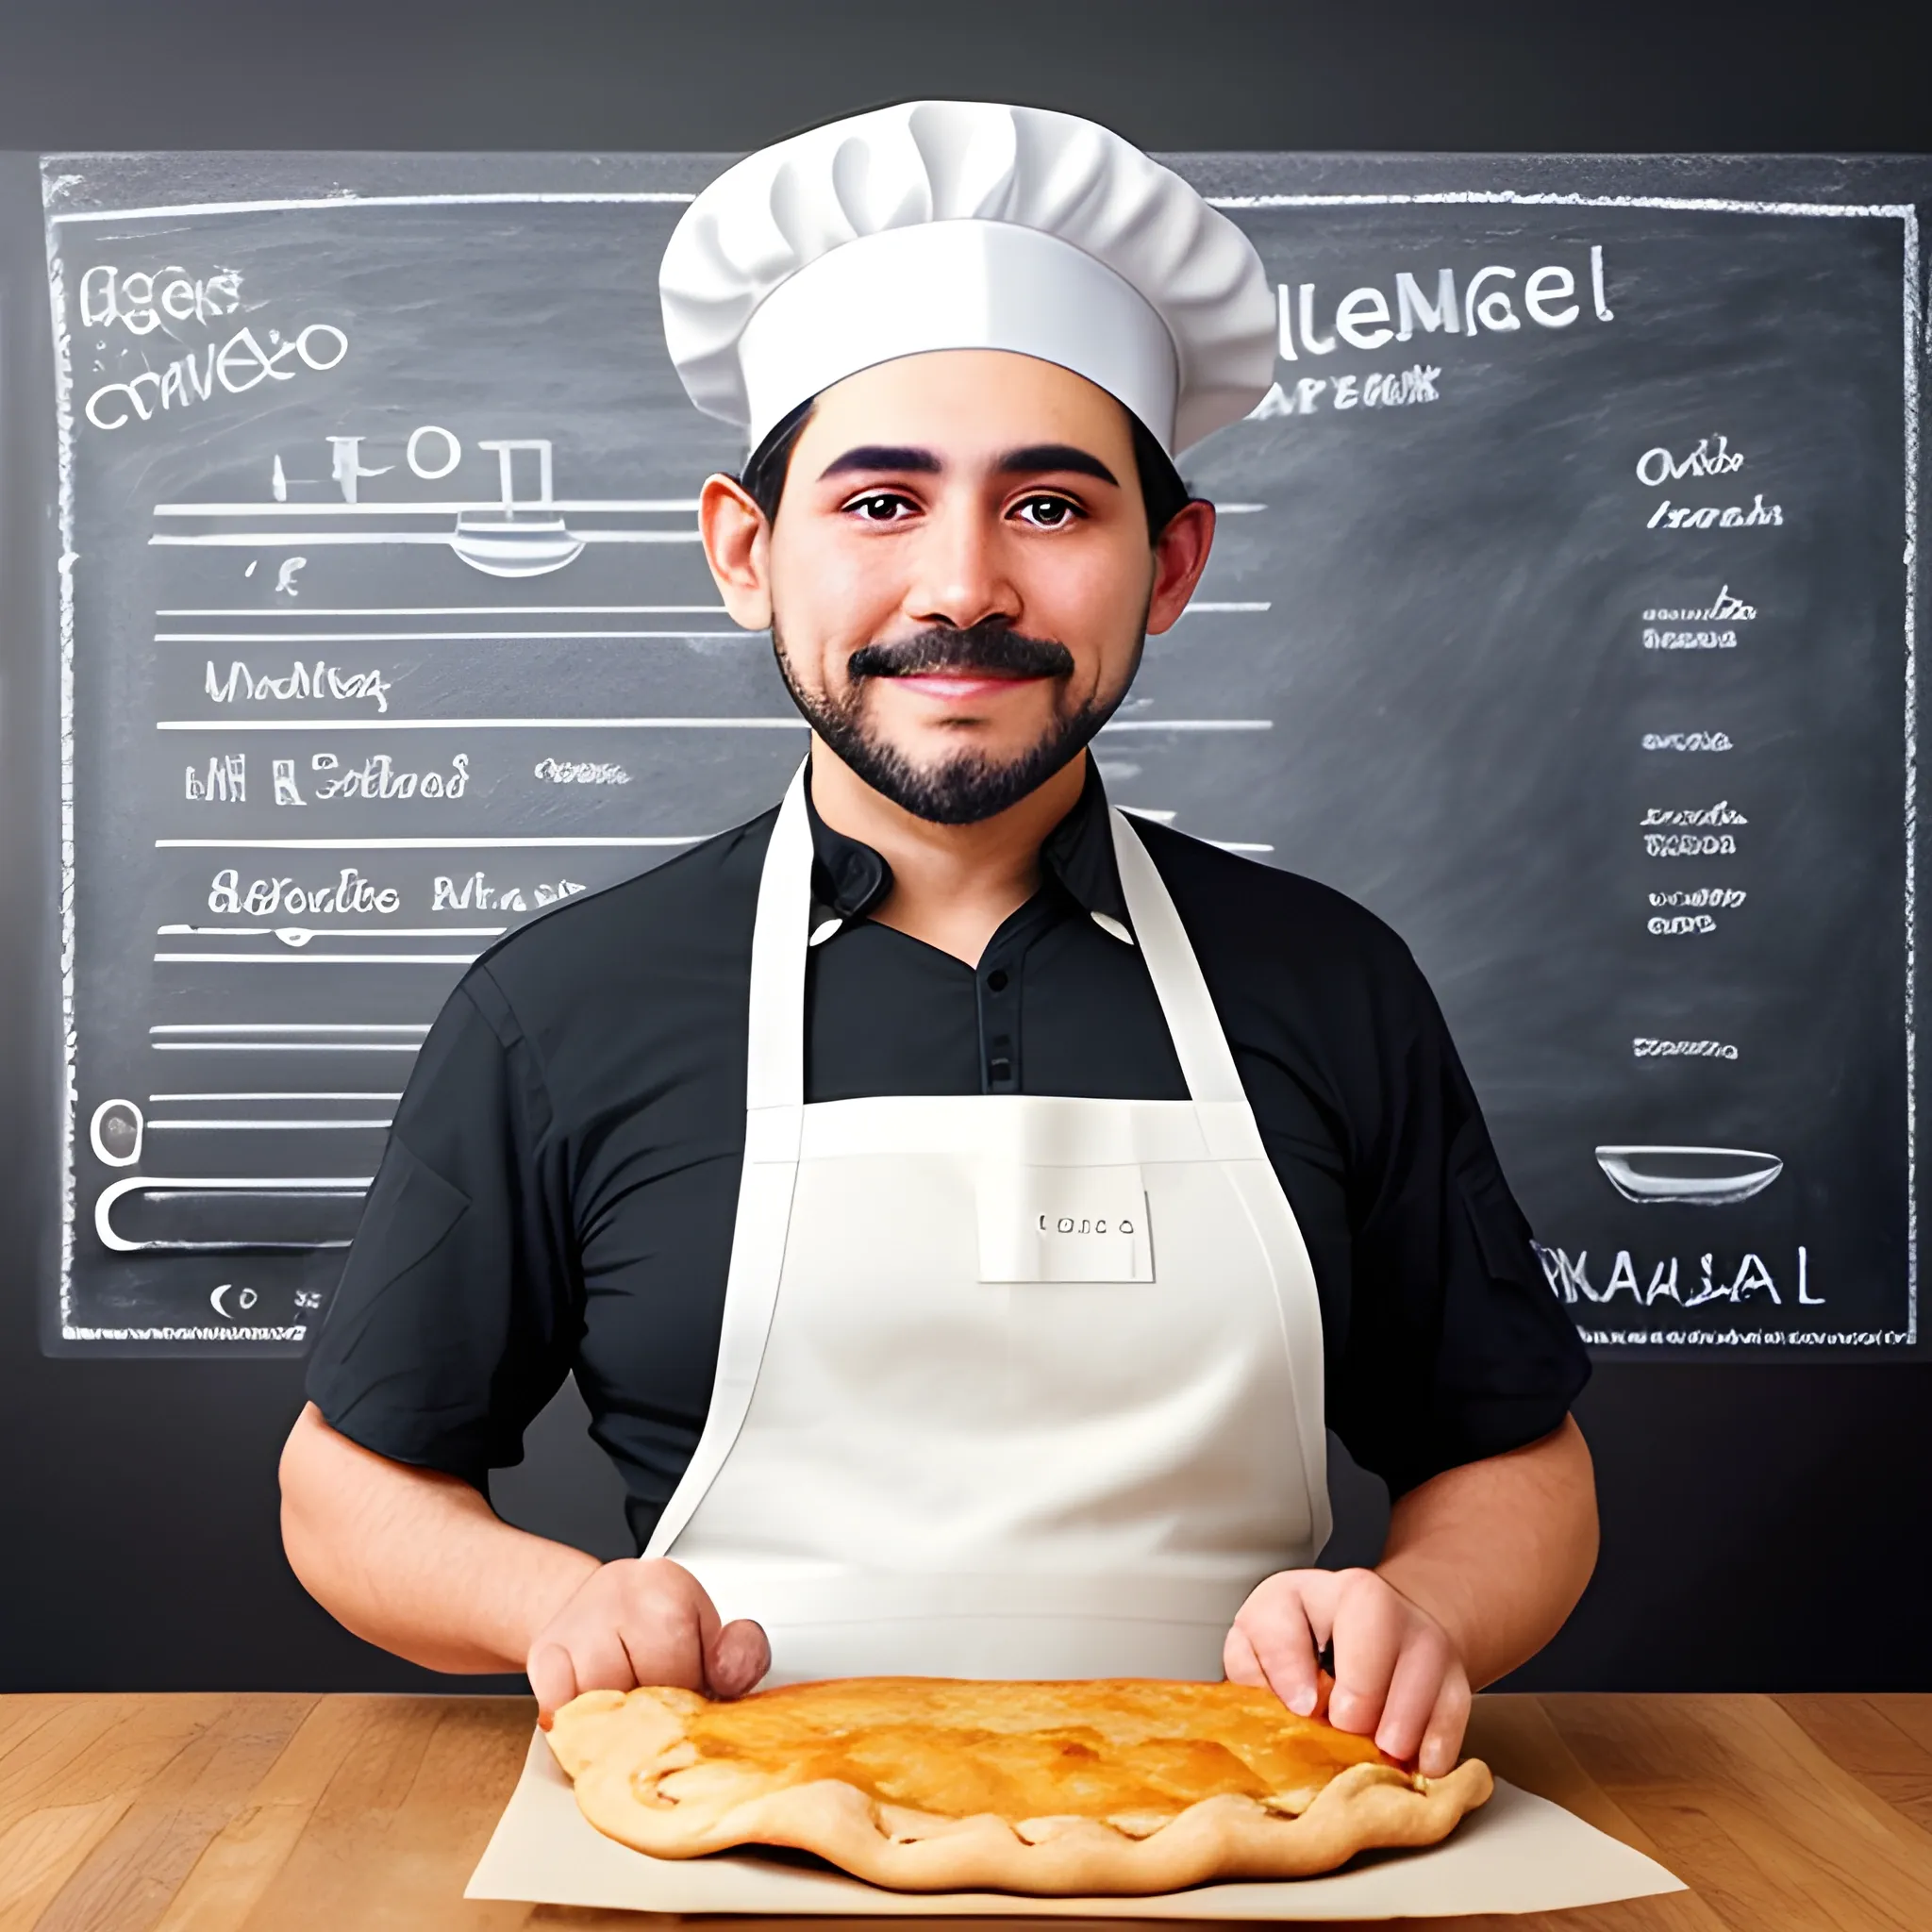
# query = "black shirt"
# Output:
<box><xmin>307</xmin><ymin>758</ymin><xmax>1588</xmax><ymax>1547</ymax></box>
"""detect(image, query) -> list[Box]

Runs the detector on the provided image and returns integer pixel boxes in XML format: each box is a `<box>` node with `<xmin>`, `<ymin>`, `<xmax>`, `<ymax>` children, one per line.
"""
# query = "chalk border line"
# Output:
<box><xmin>42</xmin><ymin>181</ymin><xmax>1921</xmax><ymax>1350</ymax></box>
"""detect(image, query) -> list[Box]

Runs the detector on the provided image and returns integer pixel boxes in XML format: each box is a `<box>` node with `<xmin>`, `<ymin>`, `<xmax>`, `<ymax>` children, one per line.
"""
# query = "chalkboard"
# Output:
<box><xmin>39</xmin><ymin>152</ymin><xmax>1926</xmax><ymax>1358</ymax></box>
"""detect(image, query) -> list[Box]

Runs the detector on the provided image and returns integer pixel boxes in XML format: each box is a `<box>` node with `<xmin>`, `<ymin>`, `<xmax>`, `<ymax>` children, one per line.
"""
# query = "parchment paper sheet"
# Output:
<box><xmin>466</xmin><ymin>1730</ymin><xmax>1684</xmax><ymax>1919</ymax></box>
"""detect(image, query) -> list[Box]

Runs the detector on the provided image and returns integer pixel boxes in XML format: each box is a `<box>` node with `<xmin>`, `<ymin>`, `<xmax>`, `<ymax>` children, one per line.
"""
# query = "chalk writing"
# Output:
<box><xmin>1635</xmin><ymin>436</ymin><xmax>1744</xmax><ymax>485</ymax></box>
<box><xmin>208</xmin><ymin>867</ymin><xmax>402</xmax><ymax>917</ymax></box>
<box><xmin>1578</xmin><ymin>1328</ymin><xmax>1907</xmax><ymax>1346</ymax></box>
<box><xmin>1646</xmin><ymin>493</ymin><xmax>1783</xmax><ymax>530</ymax></box>
<box><xmin>1246</xmin><ymin>365</ymin><xmax>1441</xmax><ymax>416</ymax></box>
<box><xmin>1642</xmin><ymin>731</ymin><xmax>1734</xmax><ymax>752</ymax></box>
<box><xmin>306</xmin><ymin>752</ymin><xmax>469</xmax><ymax>801</ymax></box>
<box><xmin>85</xmin><ymin>324</ymin><xmax>348</xmax><ymax>432</ymax></box>
<box><xmin>1650</xmin><ymin>887</ymin><xmax>1747</xmax><ymax>908</ymax></box>
<box><xmin>1537</xmin><ymin>1243</ymin><xmax>1818</xmax><ymax>1307</ymax></box>
<box><xmin>1644</xmin><ymin>833</ymin><xmax>1736</xmax><ymax>856</ymax></box>
<box><xmin>1641</xmin><ymin>801</ymin><xmax>1746</xmax><ymax>827</ymax></box>
<box><xmin>205</xmin><ymin>660</ymin><xmax>393</xmax><ymax>713</ymax></box>
<box><xmin>80</xmin><ymin>263</ymin><xmax>242</xmax><ymax>332</ymax></box>
<box><xmin>534</xmin><ymin>758</ymin><xmax>631</xmax><ymax>785</ymax></box>
<box><xmin>431</xmin><ymin>871</ymin><xmax>585</xmax><ymax>912</ymax></box>
<box><xmin>185</xmin><ymin>755</ymin><xmax>246</xmax><ymax>804</ymax></box>
<box><xmin>1274</xmin><ymin>245</ymin><xmax>1611</xmax><ymax>358</ymax></box>
<box><xmin>1644</xmin><ymin>627</ymin><xmax>1737</xmax><ymax>649</ymax></box>
<box><xmin>1643</xmin><ymin>586</ymin><xmax>1757</xmax><ymax>622</ymax></box>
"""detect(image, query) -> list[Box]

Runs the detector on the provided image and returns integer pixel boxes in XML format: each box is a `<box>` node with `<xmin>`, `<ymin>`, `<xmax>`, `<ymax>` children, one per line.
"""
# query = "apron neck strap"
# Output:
<box><xmin>1107</xmin><ymin>808</ymin><xmax>1248</xmax><ymax>1107</ymax></box>
<box><xmin>743</xmin><ymin>764</ymin><xmax>1246</xmax><ymax>1109</ymax></box>
<box><xmin>745</xmin><ymin>761</ymin><xmax>814</xmax><ymax>1112</ymax></box>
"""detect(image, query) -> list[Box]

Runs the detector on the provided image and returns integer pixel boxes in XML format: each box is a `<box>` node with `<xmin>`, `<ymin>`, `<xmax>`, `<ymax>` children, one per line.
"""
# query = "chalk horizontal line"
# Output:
<box><xmin>155</xmin><ymin>715</ymin><xmax>1269</xmax><ymax>732</ymax></box>
<box><xmin>158</xmin><ymin>924</ymin><xmax>507</xmax><ymax>938</ymax></box>
<box><xmin>160</xmin><ymin>614</ymin><xmax>1262</xmax><ymax>641</ymax></box>
<box><xmin>108</xmin><ymin>1172</ymin><xmax>375</xmax><ymax>1189</ymax></box>
<box><xmin>156</xmin><ymin>606</ymin><xmax>729</xmax><ymax>618</ymax></box>
<box><xmin>1116</xmin><ymin>808</ymin><xmax>1273</xmax><ymax>854</ymax></box>
<box><xmin>130</xmin><ymin>1182</ymin><xmax>367</xmax><ymax>1197</ymax></box>
<box><xmin>151</xmin><ymin>1023</ymin><xmax>431</xmax><ymax>1033</ymax></box>
<box><xmin>49</xmin><ymin>189</ymin><xmax>700</xmax><ymax>224</ymax></box>
<box><xmin>157</xmin><ymin>952</ymin><xmax>480</xmax><ymax>965</ymax></box>
<box><xmin>1104</xmin><ymin>719</ymin><xmax>1274</xmax><ymax>731</ymax></box>
<box><xmin>149</xmin><ymin>531</ymin><xmax>703</xmax><ymax>547</ymax></box>
<box><xmin>151</xmin><ymin>1041</ymin><xmax>423</xmax><ymax>1052</ymax></box>
<box><xmin>159</xmin><ymin>608</ymin><xmax>1262</xmax><ymax>634</ymax></box>
<box><xmin>149</xmin><ymin>1092</ymin><xmax>406</xmax><ymax>1102</ymax></box>
<box><xmin>154</xmin><ymin>835</ymin><xmax>702</xmax><ymax>848</ymax></box>
<box><xmin>153</xmin><ymin>499</ymin><xmax>699</xmax><ymax>517</ymax></box>
<box><xmin>150</xmin><ymin>1118</ymin><xmax>394</xmax><ymax>1129</ymax></box>
<box><xmin>159</xmin><ymin>629</ymin><xmax>747</xmax><ymax>642</ymax></box>
<box><xmin>1205</xmin><ymin>190</ymin><xmax>1912</xmax><ymax>218</ymax></box>
<box><xmin>158</xmin><ymin>715</ymin><xmax>802</xmax><ymax>730</ymax></box>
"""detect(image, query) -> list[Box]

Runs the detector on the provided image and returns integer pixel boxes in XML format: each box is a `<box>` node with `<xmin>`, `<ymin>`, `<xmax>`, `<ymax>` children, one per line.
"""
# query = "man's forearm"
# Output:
<box><xmin>1374</xmin><ymin>1414</ymin><xmax>1598</xmax><ymax>1690</ymax></box>
<box><xmin>279</xmin><ymin>1402</ymin><xmax>600</xmax><ymax>1674</ymax></box>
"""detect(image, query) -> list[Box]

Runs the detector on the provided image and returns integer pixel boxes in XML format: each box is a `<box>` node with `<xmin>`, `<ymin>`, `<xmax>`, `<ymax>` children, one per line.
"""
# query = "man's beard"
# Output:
<box><xmin>774</xmin><ymin>618</ymin><xmax>1141</xmax><ymax>825</ymax></box>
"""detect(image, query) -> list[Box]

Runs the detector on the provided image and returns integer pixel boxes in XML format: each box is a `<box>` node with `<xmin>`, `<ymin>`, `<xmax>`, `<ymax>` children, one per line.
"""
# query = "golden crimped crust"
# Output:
<box><xmin>545</xmin><ymin>1677</ymin><xmax>1492</xmax><ymax>1894</ymax></box>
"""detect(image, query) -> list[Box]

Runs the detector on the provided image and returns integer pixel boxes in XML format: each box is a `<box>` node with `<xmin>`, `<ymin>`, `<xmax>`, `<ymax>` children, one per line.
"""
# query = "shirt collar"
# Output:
<box><xmin>804</xmin><ymin>753</ymin><xmax>1130</xmax><ymax>926</ymax></box>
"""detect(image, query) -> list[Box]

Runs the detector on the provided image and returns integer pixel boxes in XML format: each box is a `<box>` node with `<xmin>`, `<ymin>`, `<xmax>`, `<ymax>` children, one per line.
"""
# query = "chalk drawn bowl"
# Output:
<box><xmin>1594</xmin><ymin>1144</ymin><xmax>1783</xmax><ymax>1207</ymax></box>
<box><xmin>450</xmin><ymin>513</ymin><xmax>586</xmax><ymax>577</ymax></box>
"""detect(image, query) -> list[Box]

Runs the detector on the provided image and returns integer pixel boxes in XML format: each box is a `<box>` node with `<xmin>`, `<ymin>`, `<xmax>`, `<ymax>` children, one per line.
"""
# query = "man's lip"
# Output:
<box><xmin>885</xmin><ymin>671</ymin><xmax>1050</xmax><ymax>702</ymax></box>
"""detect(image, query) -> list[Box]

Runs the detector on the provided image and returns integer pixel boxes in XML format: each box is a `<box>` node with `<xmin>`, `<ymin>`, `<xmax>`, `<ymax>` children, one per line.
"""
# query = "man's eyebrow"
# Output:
<box><xmin>817</xmin><ymin>444</ymin><xmax>942</xmax><ymax>479</ymax></box>
<box><xmin>994</xmin><ymin>443</ymin><xmax>1120</xmax><ymax>487</ymax></box>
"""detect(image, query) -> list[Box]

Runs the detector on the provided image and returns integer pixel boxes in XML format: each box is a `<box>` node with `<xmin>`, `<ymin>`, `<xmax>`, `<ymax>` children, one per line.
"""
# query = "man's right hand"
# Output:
<box><xmin>525</xmin><ymin>1557</ymin><xmax>770</xmax><ymax>1723</ymax></box>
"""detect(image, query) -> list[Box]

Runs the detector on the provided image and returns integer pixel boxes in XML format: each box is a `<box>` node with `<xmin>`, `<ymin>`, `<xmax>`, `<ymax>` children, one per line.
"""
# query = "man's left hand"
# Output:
<box><xmin>1224</xmin><ymin>1568</ymin><xmax>1471</xmax><ymax>1777</ymax></box>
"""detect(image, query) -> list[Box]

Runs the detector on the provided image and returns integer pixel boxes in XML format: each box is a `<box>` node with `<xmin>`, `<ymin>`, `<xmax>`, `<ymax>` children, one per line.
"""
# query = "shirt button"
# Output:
<box><xmin>987</xmin><ymin>969</ymin><xmax>1009</xmax><ymax>991</ymax></box>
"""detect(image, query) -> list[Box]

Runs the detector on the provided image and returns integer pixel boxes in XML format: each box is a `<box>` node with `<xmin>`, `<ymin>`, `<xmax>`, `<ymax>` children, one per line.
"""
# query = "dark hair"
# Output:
<box><xmin>738</xmin><ymin>391</ymin><xmax>1195</xmax><ymax>540</ymax></box>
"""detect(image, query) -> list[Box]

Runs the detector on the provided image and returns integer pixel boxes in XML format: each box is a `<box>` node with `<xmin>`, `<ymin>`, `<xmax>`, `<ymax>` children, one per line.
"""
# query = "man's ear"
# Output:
<box><xmin>699</xmin><ymin>472</ymin><xmax>774</xmax><ymax>630</ymax></box>
<box><xmin>1144</xmin><ymin>498</ymin><xmax>1217</xmax><ymax>635</ymax></box>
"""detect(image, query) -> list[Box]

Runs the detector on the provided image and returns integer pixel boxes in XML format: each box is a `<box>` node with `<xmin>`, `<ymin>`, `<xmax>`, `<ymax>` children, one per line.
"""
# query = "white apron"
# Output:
<box><xmin>643</xmin><ymin>765</ymin><xmax>1330</xmax><ymax>1682</ymax></box>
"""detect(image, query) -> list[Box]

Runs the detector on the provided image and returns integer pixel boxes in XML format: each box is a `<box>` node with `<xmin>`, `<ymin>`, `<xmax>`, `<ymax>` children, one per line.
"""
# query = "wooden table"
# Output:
<box><xmin>1</xmin><ymin>1692</ymin><xmax>1928</xmax><ymax>1929</ymax></box>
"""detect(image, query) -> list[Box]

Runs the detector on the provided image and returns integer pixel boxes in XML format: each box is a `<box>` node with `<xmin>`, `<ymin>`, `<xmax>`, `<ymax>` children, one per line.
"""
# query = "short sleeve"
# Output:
<box><xmin>1329</xmin><ymin>955</ymin><xmax>1591</xmax><ymax>1498</ymax></box>
<box><xmin>304</xmin><ymin>970</ymin><xmax>576</xmax><ymax>1489</ymax></box>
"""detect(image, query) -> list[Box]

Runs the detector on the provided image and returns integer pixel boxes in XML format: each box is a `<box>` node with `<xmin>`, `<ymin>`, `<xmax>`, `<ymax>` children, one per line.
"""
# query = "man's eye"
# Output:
<box><xmin>846</xmin><ymin>491</ymin><xmax>916</xmax><ymax>522</ymax></box>
<box><xmin>1014</xmin><ymin>495</ymin><xmax>1081</xmax><ymax>527</ymax></box>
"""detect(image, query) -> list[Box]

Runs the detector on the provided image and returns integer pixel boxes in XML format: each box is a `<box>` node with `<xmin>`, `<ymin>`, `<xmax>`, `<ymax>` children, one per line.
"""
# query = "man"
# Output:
<box><xmin>281</xmin><ymin>101</ymin><xmax>1596</xmax><ymax>1782</ymax></box>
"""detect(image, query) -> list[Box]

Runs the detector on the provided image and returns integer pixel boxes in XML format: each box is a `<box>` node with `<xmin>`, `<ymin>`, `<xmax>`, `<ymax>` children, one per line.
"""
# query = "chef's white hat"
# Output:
<box><xmin>660</xmin><ymin>100</ymin><xmax>1274</xmax><ymax>457</ymax></box>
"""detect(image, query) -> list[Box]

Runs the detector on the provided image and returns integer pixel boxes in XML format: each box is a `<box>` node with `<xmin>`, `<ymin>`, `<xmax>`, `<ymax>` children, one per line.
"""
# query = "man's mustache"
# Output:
<box><xmin>846</xmin><ymin>623</ymin><xmax>1075</xmax><ymax>682</ymax></box>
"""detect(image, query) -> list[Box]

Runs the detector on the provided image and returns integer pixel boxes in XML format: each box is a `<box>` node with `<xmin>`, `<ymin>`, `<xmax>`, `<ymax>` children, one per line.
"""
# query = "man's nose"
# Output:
<box><xmin>904</xmin><ymin>501</ymin><xmax>1024</xmax><ymax>634</ymax></box>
